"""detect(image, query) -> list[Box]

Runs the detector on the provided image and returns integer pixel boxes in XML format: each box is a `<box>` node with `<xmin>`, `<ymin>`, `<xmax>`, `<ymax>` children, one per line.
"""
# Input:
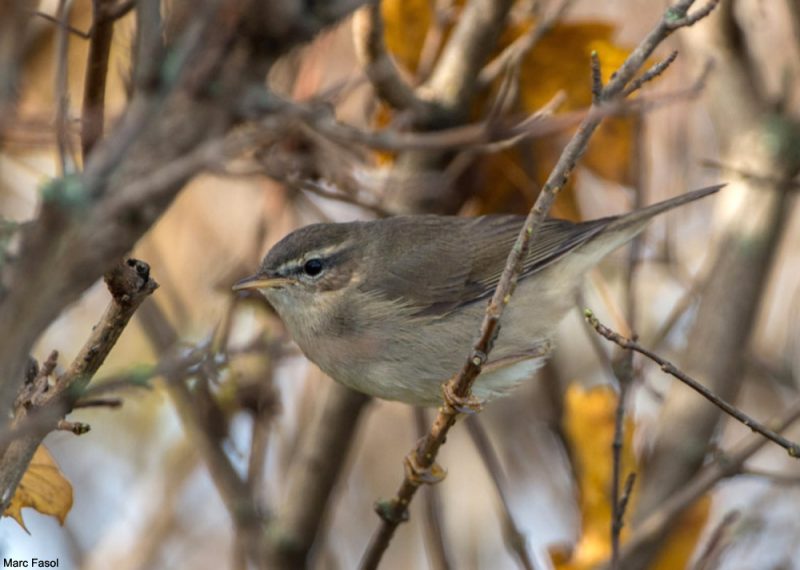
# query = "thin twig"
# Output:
<box><xmin>30</xmin><ymin>9</ymin><xmax>91</xmax><ymax>39</ymax></box>
<box><xmin>295</xmin><ymin>178</ymin><xmax>392</xmax><ymax>218</ymax></box>
<box><xmin>612</xmin><ymin>472</ymin><xmax>636</xmax><ymax>568</ymax></box>
<box><xmin>700</xmin><ymin>158</ymin><xmax>800</xmax><ymax>191</ymax></box>
<box><xmin>622</xmin><ymin>50</ymin><xmax>679</xmax><ymax>97</ymax></box>
<box><xmin>585</xmin><ymin>310</ymin><xmax>800</xmax><ymax>458</ymax></box>
<box><xmin>54</xmin><ymin>0</ymin><xmax>74</xmax><ymax>175</ymax></box>
<box><xmin>690</xmin><ymin>510</ymin><xmax>740</xmax><ymax>570</ymax></box>
<box><xmin>610</xmin><ymin>348</ymin><xmax>634</xmax><ymax>570</ymax></box>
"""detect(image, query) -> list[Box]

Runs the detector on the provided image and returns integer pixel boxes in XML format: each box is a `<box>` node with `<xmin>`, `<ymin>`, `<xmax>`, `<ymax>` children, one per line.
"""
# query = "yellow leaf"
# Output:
<box><xmin>556</xmin><ymin>385</ymin><xmax>637</xmax><ymax>569</ymax></box>
<box><xmin>650</xmin><ymin>495</ymin><xmax>712</xmax><ymax>570</ymax></box>
<box><xmin>553</xmin><ymin>385</ymin><xmax>710</xmax><ymax>570</ymax></box>
<box><xmin>4</xmin><ymin>445</ymin><xmax>73</xmax><ymax>531</ymax></box>
<box><xmin>381</xmin><ymin>0</ymin><xmax>434</xmax><ymax>73</ymax></box>
<box><xmin>378</xmin><ymin>10</ymin><xmax>648</xmax><ymax>216</ymax></box>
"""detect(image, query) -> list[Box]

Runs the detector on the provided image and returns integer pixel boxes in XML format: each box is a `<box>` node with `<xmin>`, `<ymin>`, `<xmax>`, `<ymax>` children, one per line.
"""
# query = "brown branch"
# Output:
<box><xmin>137</xmin><ymin>300</ymin><xmax>265</xmax><ymax>565</ymax></box>
<box><xmin>264</xmin><ymin>382</ymin><xmax>370</xmax><ymax>568</ymax></box>
<box><xmin>0</xmin><ymin>258</ymin><xmax>158</xmax><ymax>514</ymax></box>
<box><xmin>422</xmin><ymin>0</ymin><xmax>515</xmax><ymax>117</ymax></box>
<box><xmin>81</xmin><ymin>0</ymin><xmax>117</xmax><ymax>159</ymax></box>
<box><xmin>690</xmin><ymin>510</ymin><xmax>740</xmax><ymax>570</ymax></box>
<box><xmin>585</xmin><ymin>310</ymin><xmax>800</xmax><ymax>458</ymax></box>
<box><xmin>352</xmin><ymin>3</ymin><xmax>426</xmax><ymax>112</ymax></box>
<box><xmin>29</xmin><ymin>9</ymin><xmax>91</xmax><ymax>39</ymax></box>
<box><xmin>478</xmin><ymin>0</ymin><xmax>577</xmax><ymax>87</ymax></box>
<box><xmin>54</xmin><ymin>0</ymin><xmax>75</xmax><ymax>175</ymax></box>
<box><xmin>414</xmin><ymin>408</ymin><xmax>453</xmax><ymax>570</ymax></box>
<box><xmin>466</xmin><ymin>416</ymin><xmax>536</xmax><ymax>570</ymax></box>
<box><xmin>622</xmin><ymin>50</ymin><xmax>679</xmax><ymax>97</ymax></box>
<box><xmin>360</xmin><ymin>3</ymin><xmax>719</xmax><ymax>567</ymax></box>
<box><xmin>610</xmin><ymin>349</ymin><xmax>634</xmax><ymax>570</ymax></box>
<box><xmin>612</xmin><ymin>472</ymin><xmax>636</xmax><ymax>569</ymax></box>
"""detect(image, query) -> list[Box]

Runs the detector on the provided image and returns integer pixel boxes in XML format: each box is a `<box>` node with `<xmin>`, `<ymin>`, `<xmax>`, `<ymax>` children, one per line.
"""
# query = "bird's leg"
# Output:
<box><xmin>442</xmin><ymin>382</ymin><xmax>484</xmax><ymax>414</ymax></box>
<box><xmin>403</xmin><ymin>437</ymin><xmax>447</xmax><ymax>485</ymax></box>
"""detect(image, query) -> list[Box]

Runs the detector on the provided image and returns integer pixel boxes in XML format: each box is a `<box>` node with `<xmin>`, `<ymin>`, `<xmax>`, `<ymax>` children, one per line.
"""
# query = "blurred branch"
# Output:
<box><xmin>0</xmin><ymin>0</ymin><xmax>369</xmax><ymax>435</ymax></box>
<box><xmin>352</xmin><ymin>3</ymin><xmax>427</xmax><ymax>113</ymax></box>
<box><xmin>137</xmin><ymin>300</ymin><xmax>265</xmax><ymax>565</ymax></box>
<box><xmin>479</xmin><ymin>0</ymin><xmax>576</xmax><ymax>87</ymax></box>
<box><xmin>585</xmin><ymin>310</ymin><xmax>800</xmax><ymax>458</ymax></box>
<box><xmin>0</xmin><ymin>0</ymin><xmax>32</xmax><ymax>137</ymax></box>
<box><xmin>264</xmin><ymin>382</ymin><xmax>370</xmax><ymax>568</ymax></box>
<box><xmin>609</xmin><ymin>350</ymin><xmax>634</xmax><ymax>570</ymax></box>
<box><xmin>615</xmin><ymin>399</ymin><xmax>800</xmax><ymax>569</ymax></box>
<box><xmin>0</xmin><ymin>259</ymin><xmax>158</xmax><ymax>515</ymax></box>
<box><xmin>54</xmin><ymin>0</ymin><xmax>75</xmax><ymax>175</ymax></box>
<box><xmin>81</xmin><ymin>0</ymin><xmax>118</xmax><ymax>159</ymax></box>
<box><xmin>361</xmin><ymin>2</ymin><xmax>719</xmax><ymax>567</ymax></box>
<box><xmin>466</xmin><ymin>416</ymin><xmax>535</xmax><ymax>570</ymax></box>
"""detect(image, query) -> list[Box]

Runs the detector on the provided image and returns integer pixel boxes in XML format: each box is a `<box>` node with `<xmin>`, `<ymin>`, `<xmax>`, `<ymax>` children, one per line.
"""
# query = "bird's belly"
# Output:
<box><xmin>297</xmin><ymin>272</ymin><xmax>575</xmax><ymax>406</ymax></box>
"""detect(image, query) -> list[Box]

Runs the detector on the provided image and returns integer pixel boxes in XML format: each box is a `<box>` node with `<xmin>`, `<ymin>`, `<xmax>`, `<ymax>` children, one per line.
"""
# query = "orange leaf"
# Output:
<box><xmin>553</xmin><ymin>385</ymin><xmax>710</xmax><ymax>569</ymax></box>
<box><xmin>4</xmin><ymin>445</ymin><xmax>73</xmax><ymax>531</ymax></box>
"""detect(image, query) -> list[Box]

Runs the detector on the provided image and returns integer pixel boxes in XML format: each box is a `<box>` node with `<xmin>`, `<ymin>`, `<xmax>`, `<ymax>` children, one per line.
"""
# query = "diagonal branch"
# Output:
<box><xmin>585</xmin><ymin>310</ymin><xmax>800</xmax><ymax>458</ymax></box>
<box><xmin>359</xmin><ymin>2</ymin><xmax>719</xmax><ymax>567</ymax></box>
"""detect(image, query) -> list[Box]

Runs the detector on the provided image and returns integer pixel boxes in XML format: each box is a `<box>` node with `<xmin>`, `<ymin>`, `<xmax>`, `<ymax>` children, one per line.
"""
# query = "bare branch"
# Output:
<box><xmin>622</xmin><ymin>50</ymin><xmax>679</xmax><ymax>97</ymax></box>
<box><xmin>0</xmin><ymin>259</ymin><xmax>158</xmax><ymax>515</ymax></box>
<box><xmin>414</xmin><ymin>408</ymin><xmax>453</xmax><ymax>570</ymax></box>
<box><xmin>352</xmin><ymin>4</ymin><xmax>426</xmax><ymax>112</ymax></box>
<box><xmin>264</xmin><ymin>383</ymin><xmax>370</xmax><ymax>568</ymax></box>
<box><xmin>81</xmin><ymin>0</ymin><xmax>118</xmax><ymax>159</ymax></box>
<box><xmin>585</xmin><ymin>310</ymin><xmax>800</xmax><ymax>458</ymax></box>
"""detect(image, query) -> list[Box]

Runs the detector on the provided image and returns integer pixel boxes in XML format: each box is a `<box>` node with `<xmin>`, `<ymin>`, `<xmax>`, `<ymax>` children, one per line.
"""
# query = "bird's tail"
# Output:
<box><xmin>605</xmin><ymin>183</ymin><xmax>724</xmax><ymax>233</ymax></box>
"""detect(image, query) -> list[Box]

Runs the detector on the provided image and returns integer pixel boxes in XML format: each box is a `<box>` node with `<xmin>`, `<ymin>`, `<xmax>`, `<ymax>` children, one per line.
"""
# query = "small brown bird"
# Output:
<box><xmin>235</xmin><ymin>185</ymin><xmax>721</xmax><ymax>406</ymax></box>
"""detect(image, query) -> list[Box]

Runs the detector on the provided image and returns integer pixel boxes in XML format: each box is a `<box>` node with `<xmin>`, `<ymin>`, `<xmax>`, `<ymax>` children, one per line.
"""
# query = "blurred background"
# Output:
<box><xmin>1</xmin><ymin>0</ymin><xmax>800</xmax><ymax>569</ymax></box>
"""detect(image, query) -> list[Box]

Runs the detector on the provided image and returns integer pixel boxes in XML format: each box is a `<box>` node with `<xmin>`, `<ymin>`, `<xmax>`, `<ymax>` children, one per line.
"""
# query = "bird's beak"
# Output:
<box><xmin>232</xmin><ymin>274</ymin><xmax>292</xmax><ymax>292</ymax></box>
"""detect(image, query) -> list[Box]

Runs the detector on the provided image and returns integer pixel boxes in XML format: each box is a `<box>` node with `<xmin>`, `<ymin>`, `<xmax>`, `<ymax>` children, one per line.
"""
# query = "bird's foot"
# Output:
<box><xmin>403</xmin><ymin>448</ymin><xmax>446</xmax><ymax>485</ymax></box>
<box><xmin>442</xmin><ymin>382</ymin><xmax>483</xmax><ymax>414</ymax></box>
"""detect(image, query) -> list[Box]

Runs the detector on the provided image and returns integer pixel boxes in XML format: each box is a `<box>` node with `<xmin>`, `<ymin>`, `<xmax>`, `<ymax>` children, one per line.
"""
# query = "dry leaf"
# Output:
<box><xmin>552</xmin><ymin>385</ymin><xmax>709</xmax><ymax>570</ymax></box>
<box><xmin>379</xmin><ymin>5</ymin><xmax>648</xmax><ymax>218</ymax></box>
<box><xmin>4</xmin><ymin>445</ymin><xmax>73</xmax><ymax>531</ymax></box>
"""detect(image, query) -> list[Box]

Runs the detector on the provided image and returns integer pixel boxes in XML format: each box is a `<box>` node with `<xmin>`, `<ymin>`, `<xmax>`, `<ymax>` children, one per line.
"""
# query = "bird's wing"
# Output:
<box><xmin>366</xmin><ymin>214</ymin><xmax>608</xmax><ymax>317</ymax></box>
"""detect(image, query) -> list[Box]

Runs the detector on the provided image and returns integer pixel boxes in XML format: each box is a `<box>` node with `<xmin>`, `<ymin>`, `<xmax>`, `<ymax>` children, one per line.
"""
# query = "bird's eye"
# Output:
<box><xmin>303</xmin><ymin>258</ymin><xmax>323</xmax><ymax>277</ymax></box>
